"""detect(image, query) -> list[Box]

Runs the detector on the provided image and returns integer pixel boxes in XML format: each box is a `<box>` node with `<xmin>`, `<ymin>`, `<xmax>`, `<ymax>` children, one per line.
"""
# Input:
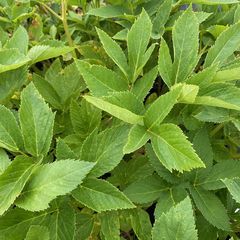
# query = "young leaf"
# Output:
<box><xmin>189</xmin><ymin>186</ymin><xmax>231</xmax><ymax>231</ymax></box>
<box><xmin>5</xmin><ymin>26</ymin><xmax>28</xmax><ymax>54</ymax></box>
<box><xmin>144</xmin><ymin>86</ymin><xmax>182</xmax><ymax>131</ymax></box>
<box><xmin>131</xmin><ymin>66</ymin><xmax>158</xmax><ymax>101</ymax></box>
<box><xmin>123</xmin><ymin>124</ymin><xmax>150</xmax><ymax>154</ymax></box>
<box><xmin>70</xmin><ymin>99</ymin><xmax>101</xmax><ymax>138</ymax></box>
<box><xmin>15</xmin><ymin>160</ymin><xmax>95</xmax><ymax>211</ymax></box>
<box><xmin>27</xmin><ymin>45</ymin><xmax>74</xmax><ymax>64</ymax></box>
<box><xmin>72</xmin><ymin>178</ymin><xmax>135</xmax><ymax>212</ymax></box>
<box><xmin>152</xmin><ymin>197</ymin><xmax>198</xmax><ymax>240</ymax></box>
<box><xmin>96</xmin><ymin>28</ymin><xmax>129</xmax><ymax>77</ymax></box>
<box><xmin>25</xmin><ymin>225</ymin><xmax>50</xmax><ymax>240</ymax></box>
<box><xmin>100</xmin><ymin>211</ymin><xmax>120</xmax><ymax>240</ymax></box>
<box><xmin>84</xmin><ymin>95</ymin><xmax>143</xmax><ymax>125</ymax></box>
<box><xmin>123</xmin><ymin>175</ymin><xmax>168</xmax><ymax>204</ymax></box>
<box><xmin>0</xmin><ymin>156</ymin><xmax>36</xmax><ymax>215</ymax></box>
<box><xmin>172</xmin><ymin>7</ymin><xmax>199</xmax><ymax>83</ymax></box>
<box><xmin>0</xmin><ymin>105</ymin><xmax>23</xmax><ymax>152</ymax></box>
<box><xmin>0</xmin><ymin>148</ymin><xmax>11</xmax><ymax>175</ymax></box>
<box><xmin>151</xmin><ymin>124</ymin><xmax>205</xmax><ymax>172</ymax></box>
<box><xmin>127</xmin><ymin>9</ymin><xmax>152</xmax><ymax>83</ymax></box>
<box><xmin>0</xmin><ymin>49</ymin><xmax>30</xmax><ymax>74</ymax></box>
<box><xmin>158</xmin><ymin>38</ymin><xmax>173</xmax><ymax>88</ymax></box>
<box><xmin>213</xmin><ymin>67</ymin><xmax>240</xmax><ymax>82</ymax></box>
<box><xmin>19</xmin><ymin>83</ymin><xmax>55</xmax><ymax>157</ymax></box>
<box><xmin>80</xmin><ymin>125</ymin><xmax>129</xmax><ymax>177</ymax></box>
<box><xmin>75</xmin><ymin>60</ymin><xmax>128</xmax><ymax>97</ymax></box>
<box><xmin>222</xmin><ymin>178</ymin><xmax>240</xmax><ymax>203</ymax></box>
<box><xmin>204</xmin><ymin>22</ymin><xmax>240</xmax><ymax>68</ymax></box>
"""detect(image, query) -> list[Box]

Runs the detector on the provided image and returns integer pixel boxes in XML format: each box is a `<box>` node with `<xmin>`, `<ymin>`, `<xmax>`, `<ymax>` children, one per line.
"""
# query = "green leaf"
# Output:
<box><xmin>144</xmin><ymin>86</ymin><xmax>182</xmax><ymax>131</ymax></box>
<box><xmin>178</xmin><ymin>84</ymin><xmax>199</xmax><ymax>104</ymax></box>
<box><xmin>70</xmin><ymin>99</ymin><xmax>101</xmax><ymax>137</ymax></box>
<box><xmin>152</xmin><ymin>197</ymin><xmax>198</xmax><ymax>240</ymax></box>
<box><xmin>197</xmin><ymin>160</ymin><xmax>240</xmax><ymax>190</ymax></box>
<box><xmin>75</xmin><ymin>213</ymin><xmax>94</xmax><ymax>240</ymax></box>
<box><xmin>88</xmin><ymin>5</ymin><xmax>128</xmax><ymax>18</ymax></box>
<box><xmin>213</xmin><ymin>67</ymin><xmax>240</xmax><ymax>82</ymax></box>
<box><xmin>84</xmin><ymin>95</ymin><xmax>143</xmax><ymax>125</ymax></box>
<box><xmin>127</xmin><ymin>9</ymin><xmax>152</xmax><ymax>83</ymax></box>
<box><xmin>46</xmin><ymin>199</ymin><xmax>76</xmax><ymax>240</ymax></box>
<box><xmin>152</xmin><ymin>0</ymin><xmax>172</xmax><ymax>39</ymax></box>
<box><xmin>80</xmin><ymin>125</ymin><xmax>129</xmax><ymax>177</ymax></box>
<box><xmin>222</xmin><ymin>178</ymin><xmax>240</xmax><ymax>203</ymax></box>
<box><xmin>183</xmin><ymin>0</ymin><xmax>239</xmax><ymax>5</ymax></box>
<box><xmin>15</xmin><ymin>160</ymin><xmax>95</xmax><ymax>211</ymax></box>
<box><xmin>123</xmin><ymin>175</ymin><xmax>168</xmax><ymax>204</ymax></box>
<box><xmin>0</xmin><ymin>66</ymin><xmax>27</xmax><ymax>104</ymax></box>
<box><xmin>25</xmin><ymin>225</ymin><xmax>50</xmax><ymax>240</ymax></box>
<box><xmin>0</xmin><ymin>105</ymin><xmax>23</xmax><ymax>152</ymax></box>
<box><xmin>5</xmin><ymin>26</ymin><xmax>28</xmax><ymax>54</ymax></box>
<box><xmin>100</xmin><ymin>211</ymin><xmax>120</xmax><ymax>240</ymax></box>
<box><xmin>76</xmin><ymin>60</ymin><xmax>128</xmax><ymax>97</ymax></box>
<box><xmin>0</xmin><ymin>148</ymin><xmax>10</xmax><ymax>175</ymax></box>
<box><xmin>189</xmin><ymin>186</ymin><xmax>231</xmax><ymax>231</ymax></box>
<box><xmin>151</xmin><ymin>124</ymin><xmax>205</xmax><ymax>172</ymax></box>
<box><xmin>123</xmin><ymin>124</ymin><xmax>150</xmax><ymax>154</ymax></box>
<box><xmin>0</xmin><ymin>156</ymin><xmax>35</xmax><ymax>215</ymax></box>
<box><xmin>130</xmin><ymin>208</ymin><xmax>152</xmax><ymax>240</ymax></box>
<box><xmin>56</xmin><ymin>138</ymin><xmax>77</xmax><ymax>160</ymax></box>
<box><xmin>19</xmin><ymin>83</ymin><xmax>55</xmax><ymax>157</ymax></box>
<box><xmin>27</xmin><ymin>45</ymin><xmax>73</xmax><ymax>64</ymax></box>
<box><xmin>96</xmin><ymin>28</ymin><xmax>129</xmax><ymax>77</ymax></box>
<box><xmin>172</xmin><ymin>7</ymin><xmax>199</xmax><ymax>83</ymax></box>
<box><xmin>131</xmin><ymin>66</ymin><xmax>158</xmax><ymax>101</ymax></box>
<box><xmin>158</xmin><ymin>38</ymin><xmax>173</xmax><ymax>88</ymax></box>
<box><xmin>72</xmin><ymin>178</ymin><xmax>135</xmax><ymax>212</ymax></box>
<box><xmin>204</xmin><ymin>22</ymin><xmax>240</xmax><ymax>68</ymax></box>
<box><xmin>0</xmin><ymin>49</ymin><xmax>30</xmax><ymax>74</ymax></box>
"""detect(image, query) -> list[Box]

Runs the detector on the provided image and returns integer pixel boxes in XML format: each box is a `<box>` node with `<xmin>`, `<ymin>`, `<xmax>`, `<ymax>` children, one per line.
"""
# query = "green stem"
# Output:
<box><xmin>61</xmin><ymin>0</ymin><xmax>77</xmax><ymax>57</ymax></box>
<box><xmin>210</xmin><ymin>123</ymin><xmax>224</xmax><ymax>137</ymax></box>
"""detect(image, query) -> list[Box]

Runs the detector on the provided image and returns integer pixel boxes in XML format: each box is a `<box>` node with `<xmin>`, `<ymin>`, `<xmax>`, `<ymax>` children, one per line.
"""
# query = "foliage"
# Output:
<box><xmin>0</xmin><ymin>0</ymin><xmax>240</xmax><ymax>239</ymax></box>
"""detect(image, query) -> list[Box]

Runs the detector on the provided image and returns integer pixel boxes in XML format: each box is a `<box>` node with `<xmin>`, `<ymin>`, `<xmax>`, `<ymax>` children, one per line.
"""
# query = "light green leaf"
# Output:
<box><xmin>131</xmin><ymin>66</ymin><xmax>158</xmax><ymax>101</ymax></box>
<box><xmin>144</xmin><ymin>86</ymin><xmax>182</xmax><ymax>131</ymax></box>
<box><xmin>5</xmin><ymin>26</ymin><xmax>28</xmax><ymax>54</ymax></box>
<box><xmin>0</xmin><ymin>148</ymin><xmax>11</xmax><ymax>175</ymax></box>
<box><xmin>127</xmin><ymin>9</ymin><xmax>152</xmax><ymax>83</ymax></box>
<box><xmin>96</xmin><ymin>28</ymin><xmax>129</xmax><ymax>77</ymax></box>
<box><xmin>131</xmin><ymin>208</ymin><xmax>152</xmax><ymax>240</ymax></box>
<box><xmin>0</xmin><ymin>105</ymin><xmax>23</xmax><ymax>152</ymax></box>
<box><xmin>19</xmin><ymin>83</ymin><xmax>55</xmax><ymax>157</ymax></box>
<box><xmin>152</xmin><ymin>197</ymin><xmax>198</xmax><ymax>240</ymax></box>
<box><xmin>76</xmin><ymin>60</ymin><xmax>128</xmax><ymax>97</ymax></box>
<box><xmin>172</xmin><ymin>7</ymin><xmax>199</xmax><ymax>84</ymax></box>
<box><xmin>70</xmin><ymin>99</ymin><xmax>101</xmax><ymax>137</ymax></box>
<box><xmin>15</xmin><ymin>160</ymin><xmax>95</xmax><ymax>211</ymax></box>
<box><xmin>88</xmin><ymin>5</ymin><xmax>128</xmax><ymax>18</ymax></box>
<box><xmin>0</xmin><ymin>49</ymin><xmax>30</xmax><ymax>74</ymax></box>
<box><xmin>72</xmin><ymin>178</ymin><xmax>135</xmax><ymax>212</ymax></box>
<box><xmin>158</xmin><ymin>38</ymin><xmax>173</xmax><ymax>88</ymax></box>
<box><xmin>204</xmin><ymin>21</ymin><xmax>240</xmax><ymax>68</ymax></box>
<box><xmin>123</xmin><ymin>125</ymin><xmax>150</xmax><ymax>154</ymax></box>
<box><xmin>84</xmin><ymin>95</ymin><xmax>143</xmax><ymax>125</ymax></box>
<box><xmin>189</xmin><ymin>186</ymin><xmax>231</xmax><ymax>231</ymax></box>
<box><xmin>151</xmin><ymin>124</ymin><xmax>205</xmax><ymax>172</ymax></box>
<box><xmin>56</xmin><ymin>138</ymin><xmax>77</xmax><ymax>160</ymax></box>
<box><xmin>213</xmin><ymin>67</ymin><xmax>240</xmax><ymax>82</ymax></box>
<box><xmin>25</xmin><ymin>225</ymin><xmax>49</xmax><ymax>240</ymax></box>
<box><xmin>0</xmin><ymin>156</ymin><xmax>36</xmax><ymax>215</ymax></box>
<box><xmin>222</xmin><ymin>178</ymin><xmax>240</xmax><ymax>203</ymax></box>
<box><xmin>80</xmin><ymin>125</ymin><xmax>129</xmax><ymax>177</ymax></box>
<box><xmin>178</xmin><ymin>84</ymin><xmax>199</xmax><ymax>104</ymax></box>
<box><xmin>123</xmin><ymin>175</ymin><xmax>168</xmax><ymax>204</ymax></box>
<box><xmin>27</xmin><ymin>45</ymin><xmax>73</xmax><ymax>64</ymax></box>
<box><xmin>100</xmin><ymin>211</ymin><xmax>120</xmax><ymax>240</ymax></box>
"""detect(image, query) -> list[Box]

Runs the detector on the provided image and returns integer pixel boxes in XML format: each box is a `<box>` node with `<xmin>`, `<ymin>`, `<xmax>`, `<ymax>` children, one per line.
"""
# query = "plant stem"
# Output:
<box><xmin>210</xmin><ymin>123</ymin><xmax>224</xmax><ymax>137</ymax></box>
<box><xmin>61</xmin><ymin>0</ymin><xmax>77</xmax><ymax>58</ymax></box>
